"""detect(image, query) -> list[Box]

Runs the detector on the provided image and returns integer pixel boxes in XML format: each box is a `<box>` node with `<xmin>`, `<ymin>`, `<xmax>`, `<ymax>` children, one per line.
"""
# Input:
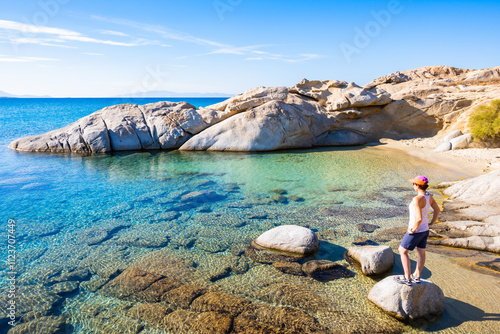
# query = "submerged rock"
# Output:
<box><xmin>348</xmin><ymin>245</ymin><xmax>394</xmax><ymax>276</ymax></box>
<box><xmin>368</xmin><ymin>276</ymin><xmax>445</xmax><ymax>321</ymax></box>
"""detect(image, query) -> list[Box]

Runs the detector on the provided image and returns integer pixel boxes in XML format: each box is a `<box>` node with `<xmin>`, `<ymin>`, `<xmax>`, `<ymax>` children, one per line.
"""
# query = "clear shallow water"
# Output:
<box><xmin>0</xmin><ymin>98</ymin><xmax>495</xmax><ymax>333</ymax></box>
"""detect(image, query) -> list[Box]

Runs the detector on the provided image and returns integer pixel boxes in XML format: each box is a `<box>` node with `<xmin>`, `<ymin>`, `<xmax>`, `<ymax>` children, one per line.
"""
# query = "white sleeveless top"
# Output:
<box><xmin>408</xmin><ymin>193</ymin><xmax>431</xmax><ymax>233</ymax></box>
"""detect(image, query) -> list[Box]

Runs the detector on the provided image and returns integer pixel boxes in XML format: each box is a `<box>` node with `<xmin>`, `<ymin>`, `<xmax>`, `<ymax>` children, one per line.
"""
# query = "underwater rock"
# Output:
<box><xmin>0</xmin><ymin>285</ymin><xmax>62</xmax><ymax>322</ymax></box>
<box><xmin>302</xmin><ymin>260</ymin><xmax>354</xmax><ymax>280</ymax></box>
<box><xmin>136</xmin><ymin>277</ymin><xmax>183</xmax><ymax>303</ymax></box>
<box><xmin>368</xmin><ymin>276</ymin><xmax>445</xmax><ymax>321</ymax></box>
<box><xmin>352</xmin><ymin>237</ymin><xmax>378</xmax><ymax>246</ymax></box>
<box><xmin>254</xmin><ymin>225</ymin><xmax>319</xmax><ymax>256</ymax></box>
<box><xmin>258</xmin><ymin>283</ymin><xmax>326</xmax><ymax>313</ymax></box>
<box><xmin>6</xmin><ymin>316</ymin><xmax>67</xmax><ymax>334</ymax></box>
<box><xmin>164</xmin><ymin>309</ymin><xmax>233</xmax><ymax>334</ymax></box>
<box><xmin>99</xmin><ymin>268</ymin><xmax>164</xmax><ymax>300</ymax></box>
<box><xmin>79</xmin><ymin>222</ymin><xmax>130</xmax><ymax>246</ymax></box>
<box><xmin>271</xmin><ymin>194</ymin><xmax>289</xmax><ymax>204</ymax></box>
<box><xmin>245</xmin><ymin>243</ymin><xmax>305</xmax><ymax>264</ymax></box>
<box><xmin>272</xmin><ymin>262</ymin><xmax>305</xmax><ymax>276</ymax></box>
<box><xmin>348</xmin><ymin>245</ymin><xmax>395</xmax><ymax>276</ymax></box>
<box><xmin>288</xmin><ymin>195</ymin><xmax>305</xmax><ymax>202</ymax></box>
<box><xmin>114</xmin><ymin>229</ymin><xmax>170</xmax><ymax>248</ymax></box>
<box><xmin>181</xmin><ymin>190</ymin><xmax>227</xmax><ymax>204</ymax></box>
<box><xmin>233</xmin><ymin>304</ymin><xmax>327</xmax><ymax>334</ymax></box>
<box><xmin>127</xmin><ymin>303</ymin><xmax>173</xmax><ymax>328</ymax></box>
<box><xmin>317</xmin><ymin>229</ymin><xmax>349</xmax><ymax>241</ymax></box>
<box><xmin>195</xmin><ymin>237</ymin><xmax>229</xmax><ymax>253</ymax></box>
<box><xmin>162</xmin><ymin>285</ymin><xmax>207</xmax><ymax>309</ymax></box>
<box><xmin>356</xmin><ymin>223</ymin><xmax>381</xmax><ymax>233</ymax></box>
<box><xmin>271</xmin><ymin>188</ymin><xmax>288</xmax><ymax>195</ymax></box>
<box><xmin>50</xmin><ymin>281</ymin><xmax>79</xmax><ymax>296</ymax></box>
<box><xmin>50</xmin><ymin>268</ymin><xmax>91</xmax><ymax>283</ymax></box>
<box><xmin>190</xmin><ymin>291</ymin><xmax>252</xmax><ymax>317</ymax></box>
<box><xmin>327</xmin><ymin>186</ymin><xmax>349</xmax><ymax>192</ymax></box>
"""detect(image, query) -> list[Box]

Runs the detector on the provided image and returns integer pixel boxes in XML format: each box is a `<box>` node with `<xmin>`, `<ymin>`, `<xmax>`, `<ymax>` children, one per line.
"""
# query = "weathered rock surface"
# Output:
<box><xmin>254</xmin><ymin>225</ymin><xmax>319</xmax><ymax>256</ymax></box>
<box><xmin>430</xmin><ymin>170</ymin><xmax>500</xmax><ymax>253</ymax></box>
<box><xmin>12</xmin><ymin>66</ymin><xmax>500</xmax><ymax>153</ymax></box>
<box><xmin>368</xmin><ymin>276</ymin><xmax>445</xmax><ymax>321</ymax></box>
<box><xmin>348</xmin><ymin>245</ymin><xmax>395</xmax><ymax>275</ymax></box>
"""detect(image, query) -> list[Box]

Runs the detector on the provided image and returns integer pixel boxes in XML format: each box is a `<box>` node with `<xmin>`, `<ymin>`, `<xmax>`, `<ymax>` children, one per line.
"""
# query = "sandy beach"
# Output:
<box><xmin>379</xmin><ymin>138</ymin><xmax>500</xmax><ymax>178</ymax></box>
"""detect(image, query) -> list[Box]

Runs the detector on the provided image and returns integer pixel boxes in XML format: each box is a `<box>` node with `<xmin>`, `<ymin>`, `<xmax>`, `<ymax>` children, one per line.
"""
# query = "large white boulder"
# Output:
<box><xmin>254</xmin><ymin>225</ymin><xmax>319</xmax><ymax>256</ymax></box>
<box><xmin>368</xmin><ymin>276</ymin><xmax>445</xmax><ymax>321</ymax></box>
<box><xmin>347</xmin><ymin>245</ymin><xmax>394</xmax><ymax>275</ymax></box>
<box><xmin>444</xmin><ymin>169</ymin><xmax>500</xmax><ymax>205</ymax></box>
<box><xmin>450</xmin><ymin>133</ymin><xmax>472</xmax><ymax>150</ymax></box>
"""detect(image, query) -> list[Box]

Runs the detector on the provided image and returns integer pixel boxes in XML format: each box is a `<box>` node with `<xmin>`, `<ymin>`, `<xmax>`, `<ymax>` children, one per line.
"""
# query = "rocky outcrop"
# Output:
<box><xmin>368</xmin><ymin>276</ymin><xmax>445</xmax><ymax>321</ymax></box>
<box><xmin>348</xmin><ymin>245</ymin><xmax>395</xmax><ymax>276</ymax></box>
<box><xmin>253</xmin><ymin>225</ymin><xmax>319</xmax><ymax>256</ymax></box>
<box><xmin>429</xmin><ymin>169</ymin><xmax>500</xmax><ymax>253</ymax></box>
<box><xmin>10</xmin><ymin>66</ymin><xmax>500</xmax><ymax>153</ymax></box>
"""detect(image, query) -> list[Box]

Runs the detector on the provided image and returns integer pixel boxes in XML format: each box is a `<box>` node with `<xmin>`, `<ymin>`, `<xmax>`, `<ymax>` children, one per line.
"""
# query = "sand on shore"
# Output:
<box><xmin>377</xmin><ymin>138</ymin><xmax>500</xmax><ymax>178</ymax></box>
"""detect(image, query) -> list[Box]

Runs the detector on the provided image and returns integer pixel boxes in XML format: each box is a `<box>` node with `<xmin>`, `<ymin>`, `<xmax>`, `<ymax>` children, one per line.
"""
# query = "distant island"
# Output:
<box><xmin>0</xmin><ymin>89</ymin><xmax>232</xmax><ymax>99</ymax></box>
<box><xmin>116</xmin><ymin>90</ymin><xmax>232</xmax><ymax>98</ymax></box>
<box><xmin>0</xmin><ymin>89</ymin><xmax>52</xmax><ymax>98</ymax></box>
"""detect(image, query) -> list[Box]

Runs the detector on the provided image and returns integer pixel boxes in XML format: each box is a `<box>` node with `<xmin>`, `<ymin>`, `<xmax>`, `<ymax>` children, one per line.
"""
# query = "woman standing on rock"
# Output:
<box><xmin>395</xmin><ymin>176</ymin><xmax>440</xmax><ymax>286</ymax></box>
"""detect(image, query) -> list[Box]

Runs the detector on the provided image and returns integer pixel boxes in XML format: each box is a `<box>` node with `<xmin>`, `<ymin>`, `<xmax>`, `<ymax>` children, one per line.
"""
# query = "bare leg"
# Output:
<box><xmin>398</xmin><ymin>245</ymin><xmax>411</xmax><ymax>280</ymax></box>
<box><xmin>414</xmin><ymin>247</ymin><xmax>426</xmax><ymax>278</ymax></box>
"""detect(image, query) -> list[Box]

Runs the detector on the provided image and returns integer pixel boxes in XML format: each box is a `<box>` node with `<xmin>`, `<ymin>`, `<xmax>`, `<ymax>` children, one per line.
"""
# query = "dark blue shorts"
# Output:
<box><xmin>400</xmin><ymin>230</ymin><xmax>430</xmax><ymax>250</ymax></box>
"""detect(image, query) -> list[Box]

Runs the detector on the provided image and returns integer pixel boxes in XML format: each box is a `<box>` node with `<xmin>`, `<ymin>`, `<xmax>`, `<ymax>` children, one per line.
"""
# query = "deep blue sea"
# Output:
<box><xmin>0</xmin><ymin>98</ymin><xmax>478</xmax><ymax>333</ymax></box>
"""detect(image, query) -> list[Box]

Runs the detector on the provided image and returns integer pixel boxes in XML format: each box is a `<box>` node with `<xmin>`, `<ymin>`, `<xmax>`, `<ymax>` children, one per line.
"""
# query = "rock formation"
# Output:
<box><xmin>10</xmin><ymin>66</ymin><xmax>500</xmax><ymax>153</ymax></box>
<box><xmin>429</xmin><ymin>169</ymin><xmax>500</xmax><ymax>253</ymax></box>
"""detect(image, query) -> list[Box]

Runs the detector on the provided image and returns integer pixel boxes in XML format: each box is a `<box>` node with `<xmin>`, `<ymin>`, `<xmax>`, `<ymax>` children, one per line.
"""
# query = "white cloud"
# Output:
<box><xmin>99</xmin><ymin>30</ymin><xmax>130</xmax><ymax>37</ymax></box>
<box><xmin>0</xmin><ymin>19</ymin><xmax>146</xmax><ymax>47</ymax></box>
<box><xmin>0</xmin><ymin>55</ymin><xmax>59</xmax><ymax>62</ymax></box>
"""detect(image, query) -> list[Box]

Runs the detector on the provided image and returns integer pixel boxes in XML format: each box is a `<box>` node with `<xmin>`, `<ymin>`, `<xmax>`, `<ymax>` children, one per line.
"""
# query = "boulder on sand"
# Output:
<box><xmin>368</xmin><ymin>276</ymin><xmax>445</xmax><ymax>321</ymax></box>
<box><xmin>347</xmin><ymin>245</ymin><xmax>394</xmax><ymax>275</ymax></box>
<box><xmin>253</xmin><ymin>225</ymin><xmax>319</xmax><ymax>256</ymax></box>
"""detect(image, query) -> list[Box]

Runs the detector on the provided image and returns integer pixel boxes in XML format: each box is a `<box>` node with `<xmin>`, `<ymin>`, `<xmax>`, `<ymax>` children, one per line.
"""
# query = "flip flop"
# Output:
<box><xmin>411</xmin><ymin>274</ymin><xmax>421</xmax><ymax>284</ymax></box>
<box><xmin>394</xmin><ymin>276</ymin><xmax>412</xmax><ymax>286</ymax></box>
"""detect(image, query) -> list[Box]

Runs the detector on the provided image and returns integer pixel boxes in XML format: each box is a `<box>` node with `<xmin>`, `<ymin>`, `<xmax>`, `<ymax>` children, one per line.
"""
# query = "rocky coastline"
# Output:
<box><xmin>8</xmin><ymin>65</ymin><xmax>500</xmax><ymax>154</ymax></box>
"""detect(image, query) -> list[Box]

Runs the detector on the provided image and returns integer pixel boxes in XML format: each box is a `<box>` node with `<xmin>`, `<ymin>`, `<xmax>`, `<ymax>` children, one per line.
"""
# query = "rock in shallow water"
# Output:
<box><xmin>348</xmin><ymin>245</ymin><xmax>394</xmax><ymax>275</ymax></box>
<box><xmin>368</xmin><ymin>276</ymin><xmax>445</xmax><ymax>321</ymax></box>
<box><xmin>254</xmin><ymin>225</ymin><xmax>319</xmax><ymax>256</ymax></box>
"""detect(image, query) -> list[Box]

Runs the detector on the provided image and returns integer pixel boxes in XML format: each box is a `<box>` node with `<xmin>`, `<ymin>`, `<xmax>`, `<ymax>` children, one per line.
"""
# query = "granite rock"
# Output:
<box><xmin>348</xmin><ymin>245</ymin><xmax>394</xmax><ymax>275</ymax></box>
<box><xmin>368</xmin><ymin>276</ymin><xmax>445</xmax><ymax>321</ymax></box>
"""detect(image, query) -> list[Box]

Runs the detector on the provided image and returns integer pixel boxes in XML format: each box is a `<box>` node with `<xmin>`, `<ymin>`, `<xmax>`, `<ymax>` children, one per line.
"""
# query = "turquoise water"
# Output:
<box><xmin>0</xmin><ymin>98</ymin><xmax>471</xmax><ymax>333</ymax></box>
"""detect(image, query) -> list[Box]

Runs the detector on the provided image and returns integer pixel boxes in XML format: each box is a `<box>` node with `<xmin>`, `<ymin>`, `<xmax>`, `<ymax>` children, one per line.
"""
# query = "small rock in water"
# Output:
<box><xmin>356</xmin><ymin>223</ymin><xmax>380</xmax><ymax>233</ymax></box>
<box><xmin>272</xmin><ymin>262</ymin><xmax>305</xmax><ymax>276</ymax></box>
<box><xmin>327</xmin><ymin>186</ymin><xmax>349</xmax><ymax>192</ymax></box>
<box><xmin>302</xmin><ymin>260</ymin><xmax>354</xmax><ymax>281</ymax></box>
<box><xmin>271</xmin><ymin>188</ymin><xmax>288</xmax><ymax>195</ymax></box>
<box><xmin>352</xmin><ymin>237</ymin><xmax>377</xmax><ymax>246</ymax></box>
<box><xmin>271</xmin><ymin>195</ymin><xmax>288</xmax><ymax>204</ymax></box>
<box><xmin>288</xmin><ymin>195</ymin><xmax>305</xmax><ymax>202</ymax></box>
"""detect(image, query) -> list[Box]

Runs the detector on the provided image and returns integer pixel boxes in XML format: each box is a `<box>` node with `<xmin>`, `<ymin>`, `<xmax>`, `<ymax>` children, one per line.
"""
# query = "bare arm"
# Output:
<box><xmin>429</xmin><ymin>195</ymin><xmax>441</xmax><ymax>226</ymax></box>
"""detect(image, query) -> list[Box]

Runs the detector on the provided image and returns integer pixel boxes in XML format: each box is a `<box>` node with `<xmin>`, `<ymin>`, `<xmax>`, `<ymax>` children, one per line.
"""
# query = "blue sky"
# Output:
<box><xmin>0</xmin><ymin>0</ymin><xmax>499</xmax><ymax>97</ymax></box>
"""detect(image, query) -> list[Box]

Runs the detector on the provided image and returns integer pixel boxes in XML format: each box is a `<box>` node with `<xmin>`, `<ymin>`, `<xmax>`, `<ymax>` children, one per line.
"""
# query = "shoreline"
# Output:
<box><xmin>376</xmin><ymin>138</ymin><xmax>500</xmax><ymax>178</ymax></box>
